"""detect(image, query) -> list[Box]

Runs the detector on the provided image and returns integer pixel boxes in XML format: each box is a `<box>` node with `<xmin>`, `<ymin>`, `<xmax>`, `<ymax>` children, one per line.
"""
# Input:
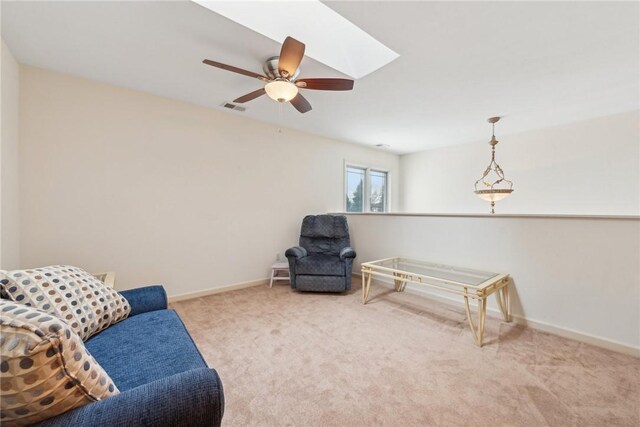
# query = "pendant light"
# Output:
<box><xmin>474</xmin><ymin>117</ymin><xmax>514</xmax><ymax>214</ymax></box>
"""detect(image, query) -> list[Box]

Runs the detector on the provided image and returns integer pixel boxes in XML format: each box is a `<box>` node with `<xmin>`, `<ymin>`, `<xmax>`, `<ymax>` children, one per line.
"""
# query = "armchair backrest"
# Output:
<box><xmin>299</xmin><ymin>215</ymin><xmax>351</xmax><ymax>256</ymax></box>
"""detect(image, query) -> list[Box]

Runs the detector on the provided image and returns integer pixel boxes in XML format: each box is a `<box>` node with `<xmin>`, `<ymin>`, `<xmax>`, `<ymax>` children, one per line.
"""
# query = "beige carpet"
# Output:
<box><xmin>172</xmin><ymin>281</ymin><xmax>639</xmax><ymax>427</ymax></box>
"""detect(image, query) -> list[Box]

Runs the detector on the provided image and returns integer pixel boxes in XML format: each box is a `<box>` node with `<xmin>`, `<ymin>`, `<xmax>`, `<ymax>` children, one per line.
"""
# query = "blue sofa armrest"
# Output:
<box><xmin>119</xmin><ymin>285</ymin><xmax>167</xmax><ymax>317</ymax></box>
<box><xmin>285</xmin><ymin>246</ymin><xmax>307</xmax><ymax>259</ymax></box>
<box><xmin>340</xmin><ymin>247</ymin><xmax>357</xmax><ymax>260</ymax></box>
<box><xmin>37</xmin><ymin>368</ymin><xmax>224</xmax><ymax>427</ymax></box>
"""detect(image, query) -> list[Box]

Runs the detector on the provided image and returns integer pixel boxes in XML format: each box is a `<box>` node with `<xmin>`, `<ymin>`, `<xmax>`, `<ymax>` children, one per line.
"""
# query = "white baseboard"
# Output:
<box><xmin>352</xmin><ymin>273</ymin><xmax>640</xmax><ymax>358</ymax></box>
<box><xmin>168</xmin><ymin>277</ymin><xmax>269</xmax><ymax>303</ymax></box>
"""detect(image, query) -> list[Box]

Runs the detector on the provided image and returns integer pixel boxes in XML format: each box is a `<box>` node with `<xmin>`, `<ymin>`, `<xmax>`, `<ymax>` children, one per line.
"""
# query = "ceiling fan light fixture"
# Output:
<box><xmin>265</xmin><ymin>80</ymin><xmax>298</xmax><ymax>103</ymax></box>
<box><xmin>202</xmin><ymin>36</ymin><xmax>353</xmax><ymax>113</ymax></box>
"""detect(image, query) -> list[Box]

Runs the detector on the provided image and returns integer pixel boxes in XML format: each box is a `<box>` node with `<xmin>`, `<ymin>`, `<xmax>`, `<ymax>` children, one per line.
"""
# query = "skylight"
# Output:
<box><xmin>192</xmin><ymin>0</ymin><xmax>399</xmax><ymax>79</ymax></box>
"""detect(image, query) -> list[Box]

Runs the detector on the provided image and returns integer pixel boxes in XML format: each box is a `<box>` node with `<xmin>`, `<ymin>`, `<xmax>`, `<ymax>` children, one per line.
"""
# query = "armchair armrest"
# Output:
<box><xmin>340</xmin><ymin>247</ymin><xmax>357</xmax><ymax>260</ymax></box>
<box><xmin>37</xmin><ymin>368</ymin><xmax>224</xmax><ymax>427</ymax></box>
<box><xmin>119</xmin><ymin>285</ymin><xmax>167</xmax><ymax>317</ymax></box>
<box><xmin>285</xmin><ymin>246</ymin><xmax>307</xmax><ymax>259</ymax></box>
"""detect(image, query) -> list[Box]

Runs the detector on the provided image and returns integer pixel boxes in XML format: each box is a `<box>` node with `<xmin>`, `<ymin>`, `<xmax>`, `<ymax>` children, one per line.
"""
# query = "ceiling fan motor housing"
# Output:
<box><xmin>263</xmin><ymin>56</ymin><xmax>300</xmax><ymax>81</ymax></box>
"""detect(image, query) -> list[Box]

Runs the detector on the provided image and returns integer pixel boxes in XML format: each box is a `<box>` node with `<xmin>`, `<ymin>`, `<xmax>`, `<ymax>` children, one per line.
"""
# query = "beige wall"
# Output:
<box><xmin>1</xmin><ymin>39</ymin><xmax>20</xmax><ymax>269</ymax></box>
<box><xmin>400</xmin><ymin>111</ymin><xmax>640</xmax><ymax>215</ymax></box>
<box><xmin>18</xmin><ymin>66</ymin><xmax>399</xmax><ymax>296</ymax></box>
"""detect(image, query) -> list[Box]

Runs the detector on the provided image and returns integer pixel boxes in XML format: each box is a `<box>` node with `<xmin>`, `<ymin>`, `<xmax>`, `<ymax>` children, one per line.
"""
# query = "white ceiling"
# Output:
<box><xmin>2</xmin><ymin>1</ymin><xmax>638</xmax><ymax>154</ymax></box>
<box><xmin>192</xmin><ymin>0</ymin><xmax>399</xmax><ymax>79</ymax></box>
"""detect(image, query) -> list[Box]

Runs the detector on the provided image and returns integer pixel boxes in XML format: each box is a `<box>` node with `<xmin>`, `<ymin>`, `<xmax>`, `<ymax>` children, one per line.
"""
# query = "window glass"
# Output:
<box><xmin>369</xmin><ymin>170</ymin><xmax>387</xmax><ymax>212</ymax></box>
<box><xmin>345</xmin><ymin>165</ymin><xmax>389</xmax><ymax>212</ymax></box>
<box><xmin>346</xmin><ymin>166</ymin><xmax>365</xmax><ymax>212</ymax></box>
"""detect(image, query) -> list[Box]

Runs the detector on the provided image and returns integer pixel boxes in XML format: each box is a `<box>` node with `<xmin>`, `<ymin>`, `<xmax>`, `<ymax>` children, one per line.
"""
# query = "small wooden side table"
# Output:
<box><xmin>269</xmin><ymin>262</ymin><xmax>290</xmax><ymax>288</ymax></box>
<box><xmin>93</xmin><ymin>271</ymin><xmax>116</xmax><ymax>288</ymax></box>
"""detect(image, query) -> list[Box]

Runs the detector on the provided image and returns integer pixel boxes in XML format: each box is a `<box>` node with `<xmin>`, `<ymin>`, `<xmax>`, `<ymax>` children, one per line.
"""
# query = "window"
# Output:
<box><xmin>345</xmin><ymin>166</ymin><xmax>365</xmax><ymax>212</ymax></box>
<box><xmin>369</xmin><ymin>170</ymin><xmax>387</xmax><ymax>212</ymax></box>
<box><xmin>345</xmin><ymin>165</ymin><xmax>388</xmax><ymax>212</ymax></box>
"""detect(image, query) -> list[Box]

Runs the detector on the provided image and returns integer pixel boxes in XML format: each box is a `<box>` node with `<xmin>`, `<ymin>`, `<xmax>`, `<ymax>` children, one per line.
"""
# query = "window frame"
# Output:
<box><xmin>343</xmin><ymin>161</ymin><xmax>390</xmax><ymax>213</ymax></box>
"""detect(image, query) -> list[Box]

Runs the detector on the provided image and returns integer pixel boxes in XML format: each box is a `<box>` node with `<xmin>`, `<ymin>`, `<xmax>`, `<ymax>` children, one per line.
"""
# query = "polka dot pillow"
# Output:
<box><xmin>0</xmin><ymin>300</ymin><xmax>119</xmax><ymax>425</ymax></box>
<box><xmin>0</xmin><ymin>266</ymin><xmax>130</xmax><ymax>341</ymax></box>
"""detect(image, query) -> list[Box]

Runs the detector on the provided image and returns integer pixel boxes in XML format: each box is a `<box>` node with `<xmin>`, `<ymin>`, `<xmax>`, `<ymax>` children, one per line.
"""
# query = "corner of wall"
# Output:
<box><xmin>1</xmin><ymin>38</ymin><xmax>21</xmax><ymax>269</ymax></box>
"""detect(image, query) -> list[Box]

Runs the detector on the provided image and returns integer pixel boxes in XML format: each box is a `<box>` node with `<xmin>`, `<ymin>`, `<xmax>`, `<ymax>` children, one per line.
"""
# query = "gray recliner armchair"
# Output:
<box><xmin>286</xmin><ymin>214</ymin><xmax>356</xmax><ymax>292</ymax></box>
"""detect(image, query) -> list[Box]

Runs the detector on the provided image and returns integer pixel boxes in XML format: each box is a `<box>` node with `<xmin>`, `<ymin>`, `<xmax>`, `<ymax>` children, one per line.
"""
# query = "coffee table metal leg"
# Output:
<box><xmin>495</xmin><ymin>282</ymin><xmax>511</xmax><ymax>322</ymax></box>
<box><xmin>464</xmin><ymin>290</ymin><xmax>487</xmax><ymax>347</ymax></box>
<box><xmin>393</xmin><ymin>272</ymin><xmax>402</xmax><ymax>291</ymax></box>
<box><xmin>393</xmin><ymin>272</ymin><xmax>408</xmax><ymax>292</ymax></box>
<box><xmin>366</xmin><ymin>271</ymin><xmax>373</xmax><ymax>303</ymax></box>
<box><xmin>362</xmin><ymin>269</ymin><xmax>372</xmax><ymax>304</ymax></box>
<box><xmin>399</xmin><ymin>275</ymin><xmax>408</xmax><ymax>292</ymax></box>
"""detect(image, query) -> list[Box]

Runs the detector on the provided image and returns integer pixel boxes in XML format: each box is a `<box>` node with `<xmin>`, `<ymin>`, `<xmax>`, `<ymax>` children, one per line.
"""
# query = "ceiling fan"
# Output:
<box><xmin>202</xmin><ymin>36</ymin><xmax>354</xmax><ymax>114</ymax></box>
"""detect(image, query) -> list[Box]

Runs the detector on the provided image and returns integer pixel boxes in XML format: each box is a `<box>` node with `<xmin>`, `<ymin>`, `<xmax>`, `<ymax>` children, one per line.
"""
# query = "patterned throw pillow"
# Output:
<box><xmin>0</xmin><ymin>300</ymin><xmax>119</xmax><ymax>426</ymax></box>
<box><xmin>0</xmin><ymin>266</ymin><xmax>130</xmax><ymax>341</ymax></box>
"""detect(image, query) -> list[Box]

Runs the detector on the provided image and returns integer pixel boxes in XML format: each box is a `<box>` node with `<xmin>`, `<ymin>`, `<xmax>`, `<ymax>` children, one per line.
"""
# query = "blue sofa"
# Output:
<box><xmin>35</xmin><ymin>285</ymin><xmax>225</xmax><ymax>426</ymax></box>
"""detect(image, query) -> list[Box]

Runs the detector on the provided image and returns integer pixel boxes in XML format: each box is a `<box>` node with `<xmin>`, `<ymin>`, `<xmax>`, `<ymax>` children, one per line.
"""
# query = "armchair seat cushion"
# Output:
<box><xmin>85</xmin><ymin>309</ymin><xmax>207</xmax><ymax>391</ymax></box>
<box><xmin>295</xmin><ymin>255</ymin><xmax>345</xmax><ymax>276</ymax></box>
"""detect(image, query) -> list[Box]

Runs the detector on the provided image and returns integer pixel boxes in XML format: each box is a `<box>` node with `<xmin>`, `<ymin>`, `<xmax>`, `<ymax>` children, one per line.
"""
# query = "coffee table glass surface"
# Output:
<box><xmin>360</xmin><ymin>257</ymin><xmax>511</xmax><ymax>346</ymax></box>
<box><xmin>365</xmin><ymin>258</ymin><xmax>501</xmax><ymax>288</ymax></box>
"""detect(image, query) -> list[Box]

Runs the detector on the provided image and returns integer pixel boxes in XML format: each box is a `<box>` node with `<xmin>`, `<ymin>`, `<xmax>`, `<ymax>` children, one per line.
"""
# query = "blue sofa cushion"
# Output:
<box><xmin>295</xmin><ymin>254</ymin><xmax>345</xmax><ymax>276</ymax></box>
<box><xmin>85</xmin><ymin>309</ymin><xmax>207</xmax><ymax>391</ymax></box>
<box><xmin>119</xmin><ymin>285</ymin><xmax>167</xmax><ymax>317</ymax></box>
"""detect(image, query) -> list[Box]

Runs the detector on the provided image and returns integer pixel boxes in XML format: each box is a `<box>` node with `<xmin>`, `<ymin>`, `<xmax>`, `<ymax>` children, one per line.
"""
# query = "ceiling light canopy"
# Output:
<box><xmin>192</xmin><ymin>0</ymin><xmax>399</xmax><ymax>79</ymax></box>
<box><xmin>265</xmin><ymin>80</ymin><xmax>298</xmax><ymax>103</ymax></box>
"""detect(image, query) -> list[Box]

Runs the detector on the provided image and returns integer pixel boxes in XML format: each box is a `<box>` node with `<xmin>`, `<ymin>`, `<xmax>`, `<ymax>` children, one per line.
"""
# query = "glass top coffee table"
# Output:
<box><xmin>361</xmin><ymin>257</ymin><xmax>511</xmax><ymax>346</ymax></box>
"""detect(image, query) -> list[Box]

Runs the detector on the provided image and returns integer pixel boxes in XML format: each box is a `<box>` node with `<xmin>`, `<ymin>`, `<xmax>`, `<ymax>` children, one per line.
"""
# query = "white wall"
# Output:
<box><xmin>1</xmin><ymin>39</ymin><xmax>20</xmax><ymax>269</ymax></box>
<box><xmin>400</xmin><ymin>111</ymin><xmax>640</xmax><ymax>215</ymax></box>
<box><xmin>18</xmin><ymin>66</ymin><xmax>399</xmax><ymax>296</ymax></box>
<box><xmin>346</xmin><ymin>214</ymin><xmax>640</xmax><ymax>354</ymax></box>
<box><xmin>14</xmin><ymin>63</ymin><xmax>639</xmax><ymax>354</ymax></box>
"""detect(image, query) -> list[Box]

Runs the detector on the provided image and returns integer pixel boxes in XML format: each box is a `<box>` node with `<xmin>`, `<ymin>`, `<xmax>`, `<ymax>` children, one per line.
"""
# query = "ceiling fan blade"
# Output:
<box><xmin>278</xmin><ymin>37</ymin><xmax>305</xmax><ymax>78</ymax></box>
<box><xmin>202</xmin><ymin>59</ymin><xmax>267</xmax><ymax>80</ymax></box>
<box><xmin>296</xmin><ymin>78</ymin><xmax>354</xmax><ymax>91</ymax></box>
<box><xmin>290</xmin><ymin>93</ymin><xmax>312</xmax><ymax>114</ymax></box>
<box><xmin>233</xmin><ymin>88</ymin><xmax>266</xmax><ymax>103</ymax></box>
